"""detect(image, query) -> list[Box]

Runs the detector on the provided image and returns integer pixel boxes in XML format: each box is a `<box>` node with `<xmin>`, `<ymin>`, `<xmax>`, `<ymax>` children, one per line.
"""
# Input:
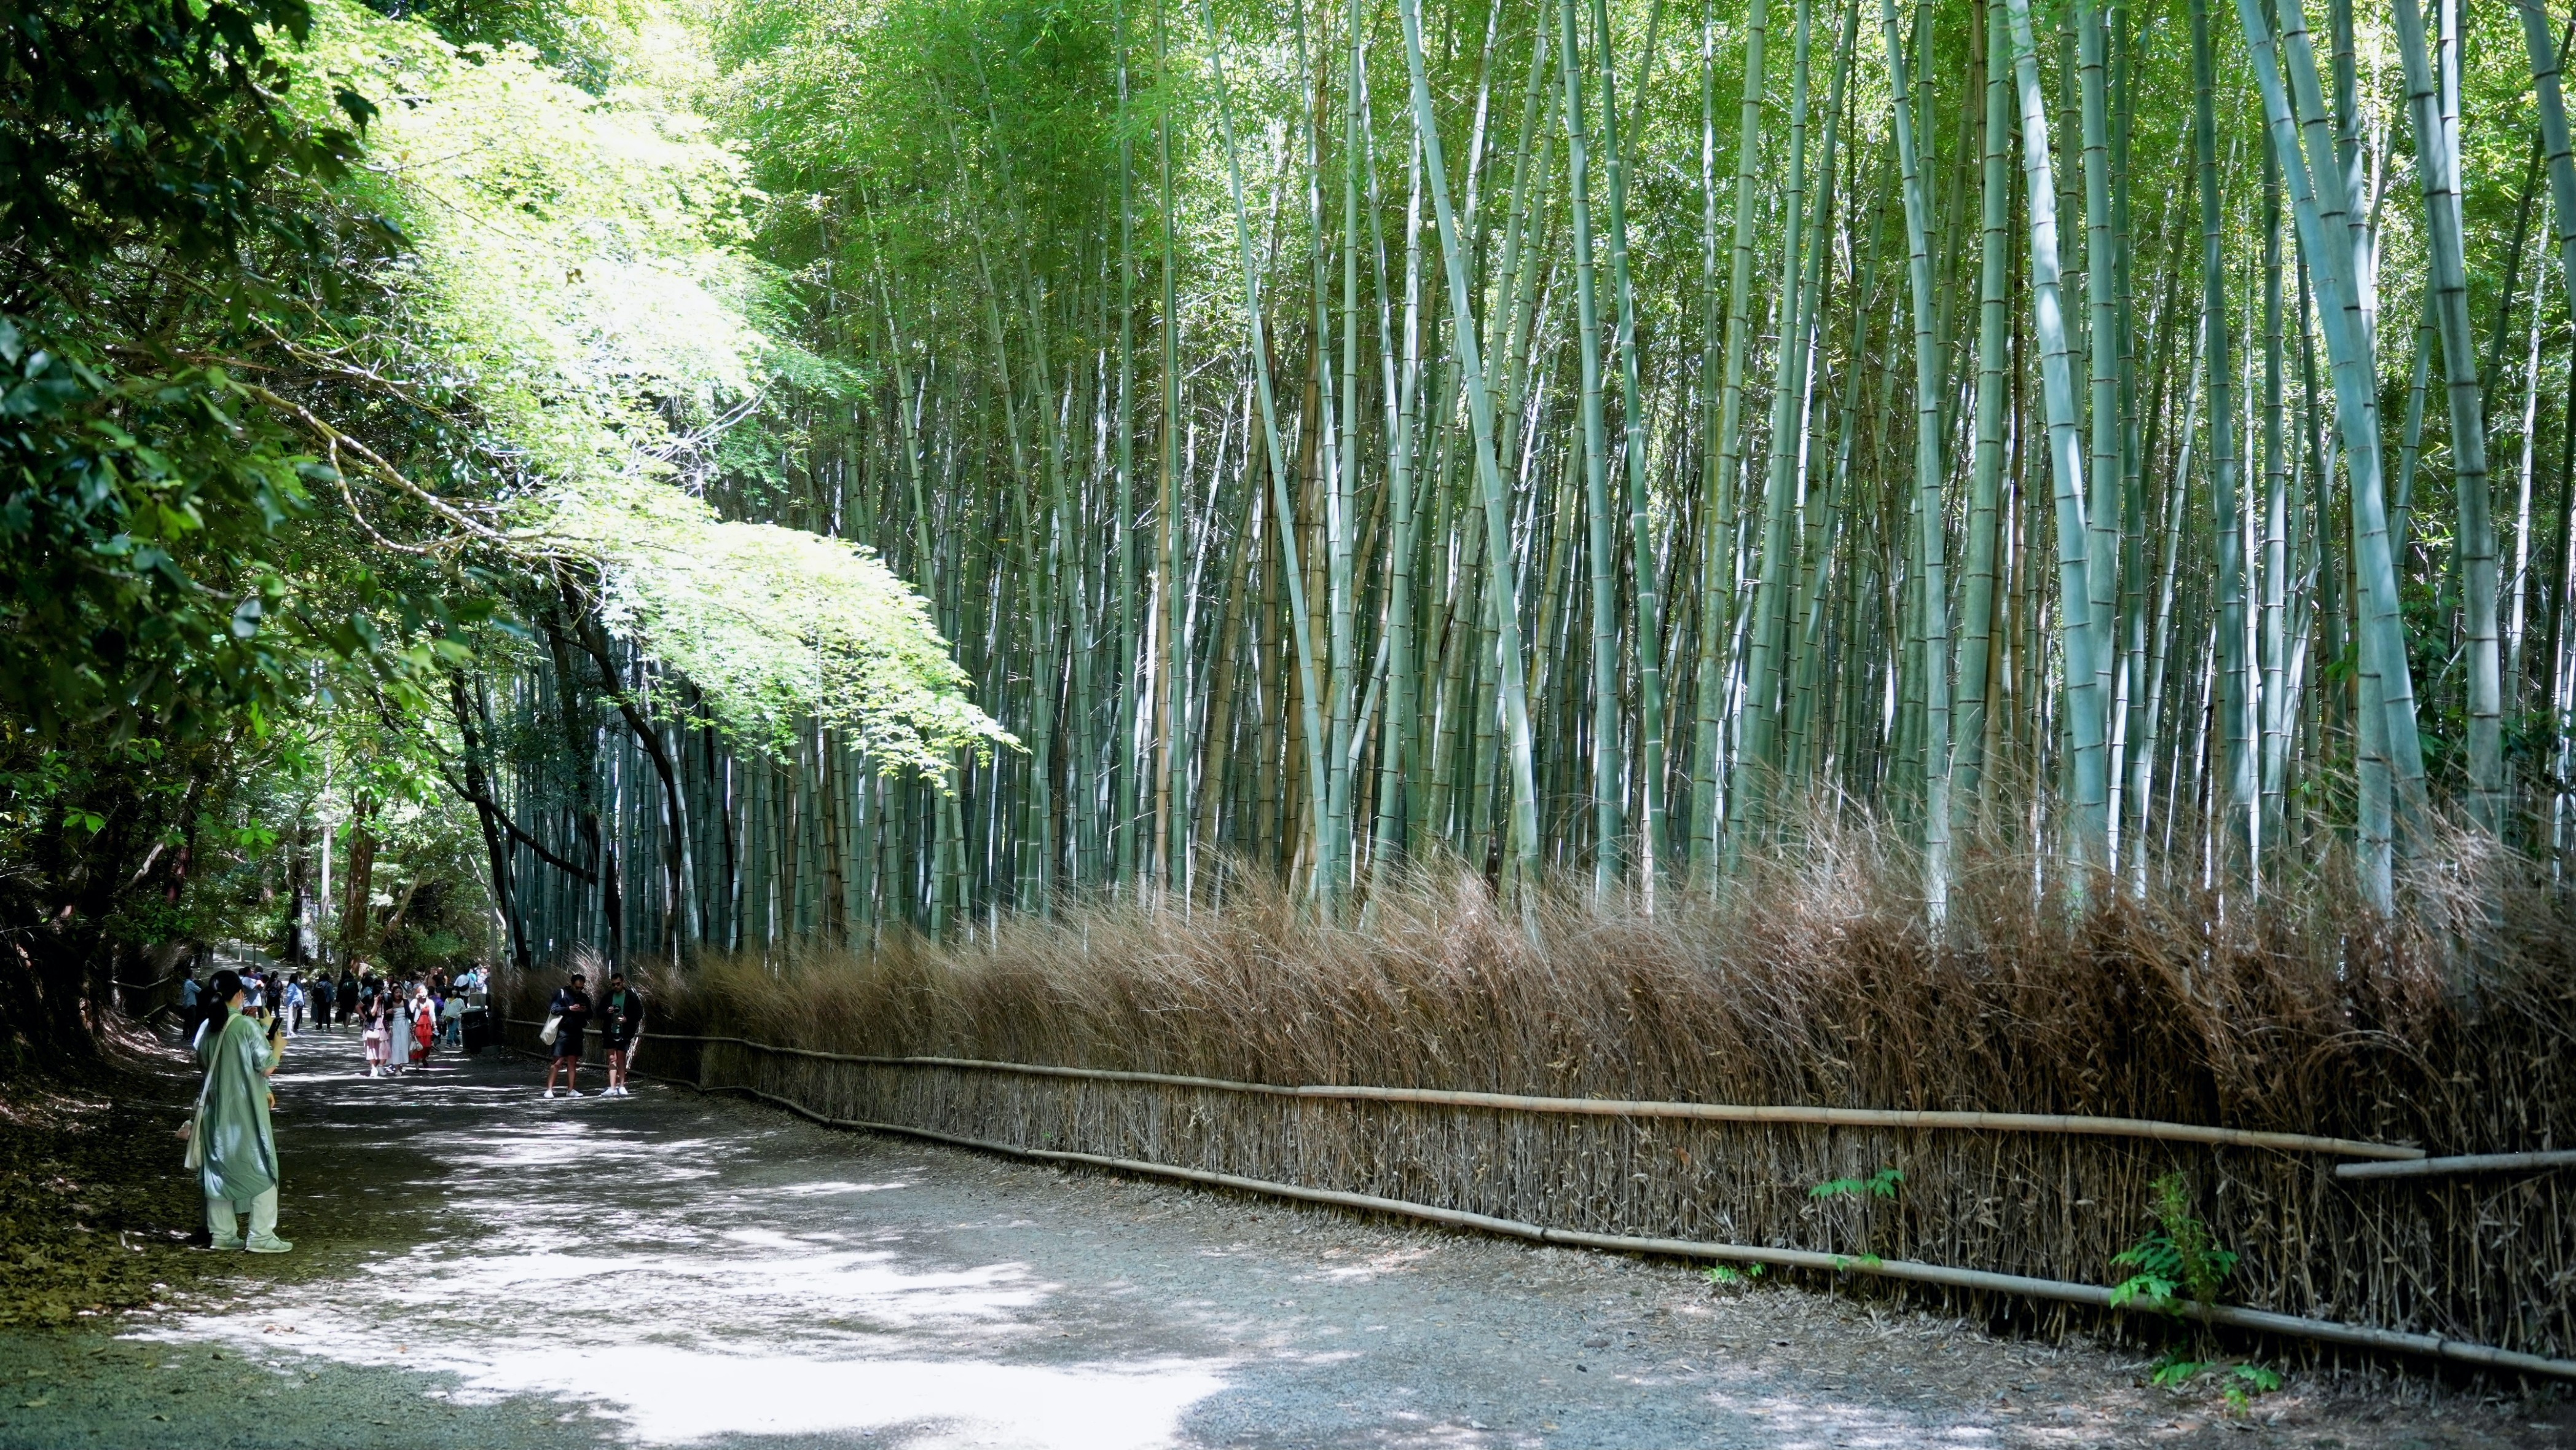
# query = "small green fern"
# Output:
<box><xmin>2110</xmin><ymin>1173</ymin><xmax>2239</xmax><ymax>1314</ymax></box>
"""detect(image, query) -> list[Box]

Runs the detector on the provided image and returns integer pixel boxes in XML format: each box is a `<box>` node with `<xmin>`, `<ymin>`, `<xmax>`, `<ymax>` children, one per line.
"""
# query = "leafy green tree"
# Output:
<box><xmin>1</xmin><ymin>0</ymin><xmax>1005</xmax><ymax>1061</ymax></box>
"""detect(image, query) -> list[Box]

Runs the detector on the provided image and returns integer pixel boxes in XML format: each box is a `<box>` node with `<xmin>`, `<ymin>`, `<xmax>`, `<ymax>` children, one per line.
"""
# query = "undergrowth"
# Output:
<box><xmin>0</xmin><ymin>1041</ymin><xmax>213</xmax><ymax>1327</ymax></box>
<box><xmin>570</xmin><ymin>824</ymin><xmax>2575</xmax><ymax>1159</ymax></box>
<box><xmin>2111</xmin><ymin>1173</ymin><xmax>2239</xmax><ymax>1315</ymax></box>
<box><xmin>2111</xmin><ymin>1172</ymin><xmax>2284</xmax><ymax>1411</ymax></box>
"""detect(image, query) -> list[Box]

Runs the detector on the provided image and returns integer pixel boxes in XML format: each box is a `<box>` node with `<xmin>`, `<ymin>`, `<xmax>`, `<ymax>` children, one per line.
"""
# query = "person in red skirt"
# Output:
<box><xmin>408</xmin><ymin>984</ymin><xmax>436</xmax><ymax>1069</ymax></box>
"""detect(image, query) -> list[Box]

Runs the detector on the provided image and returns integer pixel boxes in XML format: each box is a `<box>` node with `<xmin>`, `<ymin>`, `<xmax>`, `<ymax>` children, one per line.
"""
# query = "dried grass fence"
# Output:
<box><xmin>507</xmin><ymin>841</ymin><xmax>2576</xmax><ymax>1379</ymax></box>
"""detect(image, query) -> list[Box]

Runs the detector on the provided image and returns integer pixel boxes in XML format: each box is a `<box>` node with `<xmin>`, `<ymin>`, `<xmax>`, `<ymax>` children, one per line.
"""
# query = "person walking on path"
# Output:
<box><xmin>597</xmin><ymin>972</ymin><xmax>644</xmax><ymax>1097</ymax></box>
<box><xmin>282</xmin><ymin>974</ymin><xmax>306</xmax><ymax>1036</ymax></box>
<box><xmin>190</xmin><ymin>969</ymin><xmax>292</xmax><ymax>1253</ymax></box>
<box><xmin>458</xmin><ymin>963</ymin><xmax>492</xmax><ymax>1053</ymax></box>
<box><xmin>179</xmin><ymin>969</ymin><xmax>203</xmax><ymax>1042</ymax></box>
<box><xmin>543</xmin><ymin>972</ymin><xmax>592</xmax><ymax>1098</ymax></box>
<box><xmin>386</xmin><ymin>982</ymin><xmax>414</xmax><ymax>1075</ymax></box>
<box><xmin>310</xmin><ymin>971</ymin><xmax>334</xmax><ymax>1031</ymax></box>
<box><xmin>408</xmin><ymin>985</ymin><xmax>436</xmax><ymax>1070</ymax></box>
<box><xmin>361</xmin><ymin>988</ymin><xmax>394</xmax><ymax>1077</ymax></box>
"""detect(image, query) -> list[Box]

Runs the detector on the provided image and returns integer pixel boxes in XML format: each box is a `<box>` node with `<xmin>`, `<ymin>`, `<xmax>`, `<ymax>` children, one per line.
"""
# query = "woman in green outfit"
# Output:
<box><xmin>192</xmin><ymin>968</ymin><xmax>292</xmax><ymax>1252</ymax></box>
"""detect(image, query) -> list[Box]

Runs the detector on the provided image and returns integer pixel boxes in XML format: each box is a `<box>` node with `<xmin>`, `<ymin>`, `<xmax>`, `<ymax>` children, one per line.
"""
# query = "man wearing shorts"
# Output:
<box><xmin>596</xmin><ymin>972</ymin><xmax>645</xmax><ymax>1097</ymax></box>
<box><xmin>543</xmin><ymin>972</ymin><xmax>593</xmax><ymax>1098</ymax></box>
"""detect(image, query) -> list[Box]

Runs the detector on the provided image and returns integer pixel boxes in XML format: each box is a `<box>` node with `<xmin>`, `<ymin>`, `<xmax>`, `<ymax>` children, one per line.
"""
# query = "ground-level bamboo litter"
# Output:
<box><xmin>508</xmin><ymin>1019</ymin><xmax>2575</xmax><ymax>1380</ymax></box>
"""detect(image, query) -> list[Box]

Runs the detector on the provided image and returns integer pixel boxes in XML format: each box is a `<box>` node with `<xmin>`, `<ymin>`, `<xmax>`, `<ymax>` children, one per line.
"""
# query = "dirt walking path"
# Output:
<box><xmin>0</xmin><ymin>1029</ymin><xmax>2563</xmax><ymax>1449</ymax></box>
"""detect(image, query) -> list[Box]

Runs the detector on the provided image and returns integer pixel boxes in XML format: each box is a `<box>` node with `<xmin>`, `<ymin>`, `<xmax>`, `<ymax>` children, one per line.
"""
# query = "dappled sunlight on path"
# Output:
<box><xmin>144</xmin><ymin>1033</ymin><xmax>1227</xmax><ymax>1448</ymax></box>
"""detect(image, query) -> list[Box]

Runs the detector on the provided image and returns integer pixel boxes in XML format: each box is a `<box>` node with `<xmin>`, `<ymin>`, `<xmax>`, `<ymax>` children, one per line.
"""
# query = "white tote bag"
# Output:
<box><xmin>180</xmin><ymin>1068</ymin><xmax>210</xmax><ymax>1170</ymax></box>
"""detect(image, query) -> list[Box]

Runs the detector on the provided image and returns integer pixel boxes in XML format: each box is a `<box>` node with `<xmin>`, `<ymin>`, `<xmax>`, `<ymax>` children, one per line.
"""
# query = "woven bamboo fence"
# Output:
<box><xmin>500</xmin><ymin>853</ymin><xmax>2576</xmax><ymax>1378</ymax></box>
<box><xmin>507</xmin><ymin>1018</ymin><xmax>2574</xmax><ymax>1376</ymax></box>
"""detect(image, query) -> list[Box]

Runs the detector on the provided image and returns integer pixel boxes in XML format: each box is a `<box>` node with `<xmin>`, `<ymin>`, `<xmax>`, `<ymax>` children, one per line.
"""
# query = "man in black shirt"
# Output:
<box><xmin>543</xmin><ymin>972</ymin><xmax>592</xmax><ymax>1098</ymax></box>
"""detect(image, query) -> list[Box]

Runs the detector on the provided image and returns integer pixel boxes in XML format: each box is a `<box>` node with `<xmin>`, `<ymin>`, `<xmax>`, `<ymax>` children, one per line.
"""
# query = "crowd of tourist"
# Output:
<box><xmin>180</xmin><ymin>961</ymin><xmax>492</xmax><ymax>1078</ymax></box>
<box><xmin>180</xmin><ymin>953</ymin><xmax>653</xmax><ymax>1258</ymax></box>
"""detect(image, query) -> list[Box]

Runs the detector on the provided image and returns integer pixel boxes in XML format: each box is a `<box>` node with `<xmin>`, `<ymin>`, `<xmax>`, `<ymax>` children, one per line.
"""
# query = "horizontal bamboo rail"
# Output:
<box><xmin>2336</xmin><ymin>1149</ymin><xmax>2576</xmax><ymax>1180</ymax></box>
<box><xmin>688</xmin><ymin>1076</ymin><xmax>2576</xmax><ymax>1383</ymax></box>
<box><xmin>562</xmin><ymin>1026</ymin><xmax>2424</xmax><ymax>1160</ymax></box>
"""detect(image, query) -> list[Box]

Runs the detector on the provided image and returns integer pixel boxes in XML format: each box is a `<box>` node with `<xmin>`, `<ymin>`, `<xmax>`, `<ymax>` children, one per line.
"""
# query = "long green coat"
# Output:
<box><xmin>196</xmin><ymin>1010</ymin><xmax>280</xmax><ymax>1204</ymax></box>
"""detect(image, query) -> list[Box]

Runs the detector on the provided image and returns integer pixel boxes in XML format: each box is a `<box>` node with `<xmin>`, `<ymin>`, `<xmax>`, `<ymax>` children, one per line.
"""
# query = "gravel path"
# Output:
<box><xmin>0</xmin><ymin>1030</ymin><xmax>2564</xmax><ymax>1449</ymax></box>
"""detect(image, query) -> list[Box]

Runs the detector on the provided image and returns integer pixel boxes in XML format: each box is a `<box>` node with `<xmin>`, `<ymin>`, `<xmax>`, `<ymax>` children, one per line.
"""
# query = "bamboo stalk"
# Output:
<box><xmin>1560</xmin><ymin>0</ymin><xmax>1626</xmax><ymax>894</ymax></box>
<box><xmin>1399</xmin><ymin>0</ymin><xmax>1545</xmax><ymax>897</ymax></box>
<box><xmin>2337</xmin><ymin>1149</ymin><xmax>2576</xmax><ymax>1180</ymax></box>
<box><xmin>2395</xmin><ymin>0</ymin><xmax>2502</xmax><ymax>841</ymax></box>
<box><xmin>1204</xmin><ymin>5</ymin><xmax>1334</xmax><ymax>906</ymax></box>
<box><xmin>2235</xmin><ymin>0</ymin><xmax>2429</xmax><ymax>897</ymax></box>
<box><xmin>1689</xmin><ymin>0</ymin><xmax>1773</xmax><ymax>873</ymax></box>
<box><xmin>1590</xmin><ymin>0</ymin><xmax>1669</xmax><ymax>890</ymax></box>
<box><xmin>1879</xmin><ymin>0</ymin><xmax>1951</xmax><ymax>917</ymax></box>
<box><xmin>2005</xmin><ymin>0</ymin><xmax>2111</xmax><ymax>871</ymax></box>
<box><xmin>2196</xmin><ymin>0</ymin><xmax>2250</xmax><ymax>881</ymax></box>
<box><xmin>1734</xmin><ymin>0</ymin><xmax>1824</xmax><ymax>849</ymax></box>
<box><xmin>1952</xmin><ymin>0</ymin><xmax>2012</xmax><ymax>822</ymax></box>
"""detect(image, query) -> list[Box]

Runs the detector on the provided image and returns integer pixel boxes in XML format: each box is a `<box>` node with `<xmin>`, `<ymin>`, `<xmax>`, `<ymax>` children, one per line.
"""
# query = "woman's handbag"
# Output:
<box><xmin>180</xmin><ymin>1070</ymin><xmax>209</xmax><ymax>1170</ymax></box>
<box><xmin>540</xmin><ymin>1012</ymin><xmax>562</xmax><ymax>1046</ymax></box>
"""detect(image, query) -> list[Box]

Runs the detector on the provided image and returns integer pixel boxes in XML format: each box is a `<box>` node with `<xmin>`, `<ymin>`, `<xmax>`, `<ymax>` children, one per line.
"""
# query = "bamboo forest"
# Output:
<box><xmin>7</xmin><ymin>0</ymin><xmax>2576</xmax><ymax>1424</ymax></box>
<box><xmin>496</xmin><ymin>0</ymin><xmax>2576</xmax><ymax>955</ymax></box>
<box><xmin>18</xmin><ymin>0</ymin><xmax>2576</xmax><ymax>972</ymax></box>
